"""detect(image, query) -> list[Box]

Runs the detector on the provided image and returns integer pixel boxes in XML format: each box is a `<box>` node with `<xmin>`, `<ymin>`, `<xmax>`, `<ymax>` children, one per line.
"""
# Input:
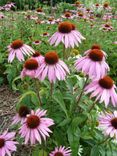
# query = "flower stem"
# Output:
<box><xmin>29</xmin><ymin>146</ymin><xmax>32</xmax><ymax>156</ymax></box>
<box><xmin>50</xmin><ymin>82</ymin><xmax>53</xmax><ymax>97</ymax></box>
<box><xmin>42</xmin><ymin>148</ymin><xmax>44</xmax><ymax>156</ymax></box>
<box><xmin>98</xmin><ymin>137</ymin><xmax>112</xmax><ymax>145</ymax></box>
<box><xmin>82</xmin><ymin>101</ymin><xmax>97</xmax><ymax>126</ymax></box>
<box><xmin>77</xmin><ymin>76</ymin><xmax>88</xmax><ymax>106</ymax></box>
<box><xmin>63</xmin><ymin>44</ymin><xmax>65</xmax><ymax>59</ymax></box>
<box><xmin>34</xmin><ymin>79</ymin><xmax>42</xmax><ymax>106</ymax></box>
<box><xmin>88</xmin><ymin>101</ymin><xmax>97</xmax><ymax>113</ymax></box>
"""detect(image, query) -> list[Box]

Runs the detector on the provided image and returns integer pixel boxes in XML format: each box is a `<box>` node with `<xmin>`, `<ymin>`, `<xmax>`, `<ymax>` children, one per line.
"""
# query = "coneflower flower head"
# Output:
<box><xmin>85</xmin><ymin>75</ymin><xmax>117</xmax><ymax>107</ymax></box>
<box><xmin>36</xmin><ymin>51</ymin><xmax>70</xmax><ymax>83</ymax></box>
<box><xmin>75</xmin><ymin>44</ymin><xmax>109</xmax><ymax>79</ymax></box>
<box><xmin>49</xmin><ymin>21</ymin><xmax>85</xmax><ymax>48</ymax></box>
<box><xmin>21</xmin><ymin>58</ymin><xmax>40</xmax><ymax>79</ymax></box>
<box><xmin>31</xmin><ymin>51</ymin><xmax>44</xmax><ymax>64</ymax></box>
<box><xmin>99</xmin><ymin>111</ymin><xmax>117</xmax><ymax>139</ymax></box>
<box><xmin>12</xmin><ymin>105</ymin><xmax>31</xmax><ymax>125</ymax></box>
<box><xmin>8</xmin><ymin>39</ymin><xmax>35</xmax><ymax>62</ymax></box>
<box><xmin>0</xmin><ymin>131</ymin><xmax>18</xmax><ymax>156</ymax></box>
<box><xmin>19</xmin><ymin>109</ymin><xmax>54</xmax><ymax>145</ymax></box>
<box><xmin>49</xmin><ymin>146</ymin><xmax>71</xmax><ymax>156</ymax></box>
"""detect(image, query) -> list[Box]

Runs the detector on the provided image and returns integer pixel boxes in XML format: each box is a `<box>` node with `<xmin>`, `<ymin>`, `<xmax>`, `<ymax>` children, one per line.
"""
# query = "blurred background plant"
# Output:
<box><xmin>0</xmin><ymin>0</ymin><xmax>117</xmax><ymax>9</ymax></box>
<box><xmin>0</xmin><ymin>0</ymin><xmax>116</xmax><ymax>87</ymax></box>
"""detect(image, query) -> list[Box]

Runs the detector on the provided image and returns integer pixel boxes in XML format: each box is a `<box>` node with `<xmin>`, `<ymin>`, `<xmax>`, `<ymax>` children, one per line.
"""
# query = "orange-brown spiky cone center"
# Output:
<box><xmin>0</xmin><ymin>138</ymin><xmax>5</xmax><ymax>148</ymax></box>
<box><xmin>55</xmin><ymin>152</ymin><xmax>64</xmax><ymax>156</ymax></box>
<box><xmin>27</xmin><ymin>115</ymin><xmax>40</xmax><ymax>129</ymax></box>
<box><xmin>91</xmin><ymin>44</ymin><xmax>101</xmax><ymax>50</ymax></box>
<box><xmin>11</xmin><ymin>40</ymin><xmax>23</xmax><ymax>49</ymax></box>
<box><xmin>45</xmin><ymin>51</ymin><xmax>59</xmax><ymax>65</ymax></box>
<box><xmin>89</xmin><ymin>49</ymin><xmax>103</xmax><ymax>61</ymax></box>
<box><xmin>111</xmin><ymin>118</ymin><xmax>117</xmax><ymax>129</ymax></box>
<box><xmin>18</xmin><ymin>105</ymin><xmax>30</xmax><ymax>117</ymax></box>
<box><xmin>24</xmin><ymin>59</ymin><xmax>38</xmax><ymax>70</ymax></box>
<box><xmin>58</xmin><ymin>21</ymin><xmax>73</xmax><ymax>33</ymax></box>
<box><xmin>99</xmin><ymin>76</ymin><xmax>114</xmax><ymax>89</ymax></box>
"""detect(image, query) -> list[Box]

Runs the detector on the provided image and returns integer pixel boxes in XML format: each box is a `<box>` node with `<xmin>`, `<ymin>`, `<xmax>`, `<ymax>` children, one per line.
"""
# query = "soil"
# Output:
<box><xmin>0</xmin><ymin>85</ymin><xmax>18</xmax><ymax>132</ymax></box>
<box><xmin>0</xmin><ymin>85</ymin><xmax>31</xmax><ymax>156</ymax></box>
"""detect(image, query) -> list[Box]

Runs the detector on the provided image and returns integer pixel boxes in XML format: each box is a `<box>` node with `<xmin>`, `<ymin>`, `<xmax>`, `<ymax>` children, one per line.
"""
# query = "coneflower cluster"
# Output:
<box><xmin>75</xmin><ymin>44</ymin><xmax>117</xmax><ymax>107</ymax></box>
<box><xmin>75</xmin><ymin>43</ymin><xmax>117</xmax><ymax>140</ymax></box>
<box><xmin>5</xmin><ymin>7</ymin><xmax>116</xmax><ymax>154</ymax></box>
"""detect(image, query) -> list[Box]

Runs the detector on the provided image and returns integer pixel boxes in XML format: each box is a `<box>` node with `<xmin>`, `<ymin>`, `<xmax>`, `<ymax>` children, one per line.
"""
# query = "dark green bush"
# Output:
<box><xmin>0</xmin><ymin>0</ymin><xmax>76</xmax><ymax>9</ymax></box>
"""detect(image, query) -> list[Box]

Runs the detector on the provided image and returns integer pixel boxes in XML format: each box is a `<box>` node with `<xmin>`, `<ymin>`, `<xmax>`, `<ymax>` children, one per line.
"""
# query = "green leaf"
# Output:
<box><xmin>90</xmin><ymin>146</ymin><xmax>100</xmax><ymax>156</ymax></box>
<box><xmin>99</xmin><ymin>146</ymin><xmax>105</xmax><ymax>156</ymax></box>
<box><xmin>53</xmin><ymin>91</ymin><xmax>68</xmax><ymax>118</ymax></box>
<box><xmin>12</xmin><ymin>76</ymin><xmax>21</xmax><ymax>91</ymax></box>
<box><xmin>33</xmin><ymin>147</ymin><xmax>47</xmax><ymax>156</ymax></box>
<box><xmin>31</xmin><ymin>93</ymin><xmax>40</xmax><ymax>106</ymax></box>
<box><xmin>38</xmin><ymin>150</ymin><xmax>47</xmax><ymax>156</ymax></box>
<box><xmin>66</xmin><ymin>78</ymin><xmax>73</xmax><ymax>93</ymax></box>
<box><xmin>72</xmin><ymin>113</ymin><xmax>87</xmax><ymax>126</ymax></box>
<box><xmin>67</xmin><ymin>125</ymin><xmax>81</xmax><ymax>156</ymax></box>
<box><xmin>16</xmin><ymin>90</ymin><xmax>39</xmax><ymax>109</ymax></box>
<box><xmin>58</xmin><ymin>118</ymin><xmax>71</xmax><ymax>127</ymax></box>
<box><xmin>0</xmin><ymin>77</ymin><xmax>3</xmax><ymax>85</ymax></box>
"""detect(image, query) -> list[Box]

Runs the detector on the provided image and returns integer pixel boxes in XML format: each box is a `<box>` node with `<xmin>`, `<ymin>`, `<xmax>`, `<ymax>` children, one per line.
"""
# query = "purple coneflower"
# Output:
<box><xmin>99</xmin><ymin>111</ymin><xmax>117</xmax><ymax>139</ymax></box>
<box><xmin>0</xmin><ymin>13</ymin><xmax>5</xmax><ymax>19</ymax></box>
<box><xmin>30</xmin><ymin>15</ymin><xmax>38</xmax><ymax>20</ymax></box>
<box><xmin>85</xmin><ymin>8</ymin><xmax>93</xmax><ymax>14</ymax></box>
<box><xmin>95</xmin><ymin>3</ymin><xmax>100</xmax><ymax>8</ymax></box>
<box><xmin>49</xmin><ymin>146</ymin><xmax>71</xmax><ymax>156</ymax></box>
<box><xmin>49</xmin><ymin>21</ymin><xmax>85</xmax><ymax>48</ymax></box>
<box><xmin>0</xmin><ymin>131</ymin><xmax>18</xmax><ymax>156</ymax></box>
<box><xmin>32</xmin><ymin>40</ymin><xmax>42</xmax><ymax>45</ymax></box>
<box><xmin>12</xmin><ymin>105</ymin><xmax>30</xmax><ymax>125</ymax></box>
<box><xmin>75</xmin><ymin>44</ymin><xmax>109</xmax><ymax>79</ymax></box>
<box><xmin>3</xmin><ymin>2</ymin><xmax>15</xmax><ymax>11</ymax></box>
<box><xmin>31</xmin><ymin>51</ymin><xmax>44</xmax><ymax>64</ymax></box>
<box><xmin>77</xmin><ymin>12</ymin><xmax>86</xmax><ymax>19</ymax></box>
<box><xmin>36</xmin><ymin>8</ymin><xmax>45</xmax><ymax>15</ymax></box>
<box><xmin>47</xmin><ymin>18</ymin><xmax>56</xmax><ymax>24</ymax></box>
<box><xmin>41</xmin><ymin>32</ymin><xmax>50</xmax><ymax>37</ymax></box>
<box><xmin>21</xmin><ymin>58</ymin><xmax>40</xmax><ymax>79</ymax></box>
<box><xmin>61</xmin><ymin>12</ymin><xmax>74</xmax><ymax>19</ymax></box>
<box><xmin>36</xmin><ymin>51</ymin><xmax>70</xmax><ymax>83</ymax></box>
<box><xmin>103</xmin><ymin>2</ymin><xmax>112</xmax><ymax>11</ymax></box>
<box><xmin>8</xmin><ymin>39</ymin><xmax>35</xmax><ymax>62</ymax></box>
<box><xmin>85</xmin><ymin>76</ymin><xmax>117</xmax><ymax>107</ymax></box>
<box><xmin>35</xmin><ymin>20</ymin><xmax>45</xmax><ymax>24</ymax></box>
<box><xmin>0</xmin><ymin>7</ymin><xmax>4</xmax><ymax>11</ymax></box>
<box><xmin>100</xmin><ymin>23</ymin><xmax>114</xmax><ymax>32</ymax></box>
<box><xmin>73</xmin><ymin>1</ymin><xmax>82</xmax><ymax>8</ymax></box>
<box><xmin>19</xmin><ymin>109</ymin><xmax>54</xmax><ymax>144</ymax></box>
<box><xmin>55</xmin><ymin>18</ymin><xmax>62</xmax><ymax>24</ymax></box>
<box><xmin>102</xmin><ymin>13</ymin><xmax>113</xmax><ymax>21</ymax></box>
<box><xmin>113</xmin><ymin>41</ymin><xmax>117</xmax><ymax>45</ymax></box>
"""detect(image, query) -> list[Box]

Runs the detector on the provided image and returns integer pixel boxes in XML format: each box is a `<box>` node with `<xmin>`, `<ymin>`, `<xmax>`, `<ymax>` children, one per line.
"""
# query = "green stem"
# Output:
<box><xmin>63</xmin><ymin>44</ymin><xmax>65</xmax><ymax>59</ymax></box>
<box><xmin>88</xmin><ymin>102</ymin><xmax>97</xmax><ymax>113</ymax></box>
<box><xmin>98</xmin><ymin>137</ymin><xmax>112</xmax><ymax>145</ymax></box>
<box><xmin>34</xmin><ymin>79</ymin><xmax>42</xmax><ymax>106</ymax></box>
<box><xmin>77</xmin><ymin>76</ymin><xmax>88</xmax><ymax>106</ymax></box>
<box><xmin>82</xmin><ymin>102</ymin><xmax>97</xmax><ymax>125</ymax></box>
<box><xmin>29</xmin><ymin>146</ymin><xmax>32</xmax><ymax>156</ymax></box>
<box><xmin>42</xmin><ymin>148</ymin><xmax>44</xmax><ymax>156</ymax></box>
<box><xmin>50</xmin><ymin>82</ymin><xmax>53</xmax><ymax>97</ymax></box>
<box><xmin>50</xmin><ymin>0</ymin><xmax>53</xmax><ymax>15</ymax></box>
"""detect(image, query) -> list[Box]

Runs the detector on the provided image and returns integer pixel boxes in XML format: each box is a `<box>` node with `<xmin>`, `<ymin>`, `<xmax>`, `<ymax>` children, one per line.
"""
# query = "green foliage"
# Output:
<box><xmin>0</xmin><ymin>1</ymin><xmax>117</xmax><ymax>156</ymax></box>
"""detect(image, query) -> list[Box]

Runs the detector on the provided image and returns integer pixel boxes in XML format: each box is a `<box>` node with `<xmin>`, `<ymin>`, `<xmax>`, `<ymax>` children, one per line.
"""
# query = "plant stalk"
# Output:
<box><xmin>77</xmin><ymin>76</ymin><xmax>88</xmax><ymax>106</ymax></box>
<box><xmin>34</xmin><ymin>79</ymin><xmax>42</xmax><ymax>106</ymax></box>
<box><xmin>50</xmin><ymin>82</ymin><xmax>53</xmax><ymax>97</ymax></box>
